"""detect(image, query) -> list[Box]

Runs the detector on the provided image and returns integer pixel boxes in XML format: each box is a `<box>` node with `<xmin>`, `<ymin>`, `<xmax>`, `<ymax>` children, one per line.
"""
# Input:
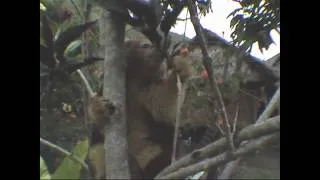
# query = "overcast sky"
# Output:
<box><xmin>170</xmin><ymin>0</ymin><xmax>280</xmax><ymax>61</ymax></box>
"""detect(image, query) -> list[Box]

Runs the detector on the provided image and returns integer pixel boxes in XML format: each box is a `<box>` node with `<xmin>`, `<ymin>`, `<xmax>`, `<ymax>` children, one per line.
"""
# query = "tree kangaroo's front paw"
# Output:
<box><xmin>88</xmin><ymin>95</ymin><xmax>116</xmax><ymax>127</ymax></box>
<box><xmin>100</xmin><ymin>98</ymin><xmax>115</xmax><ymax>111</ymax></box>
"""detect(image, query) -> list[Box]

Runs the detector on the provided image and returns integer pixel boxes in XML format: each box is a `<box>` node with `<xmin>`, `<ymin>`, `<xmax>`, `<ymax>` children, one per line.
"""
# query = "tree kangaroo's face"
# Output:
<box><xmin>125</xmin><ymin>41</ymin><xmax>166</xmax><ymax>83</ymax></box>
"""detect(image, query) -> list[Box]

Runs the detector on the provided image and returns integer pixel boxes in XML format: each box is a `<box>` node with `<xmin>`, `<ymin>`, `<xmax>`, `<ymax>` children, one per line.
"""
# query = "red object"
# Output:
<box><xmin>200</xmin><ymin>70</ymin><xmax>208</xmax><ymax>78</ymax></box>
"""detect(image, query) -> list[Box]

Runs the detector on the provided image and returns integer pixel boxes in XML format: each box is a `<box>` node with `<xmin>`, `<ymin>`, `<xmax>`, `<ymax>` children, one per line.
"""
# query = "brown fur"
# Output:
<box><xmin>87</xmin><ymin>96</ymin><xmax>115</xmax><ymax>134</ymax></box>
<box><xmin>88</xmin><ymin>40</ymin><xmax>193</xmax><ymax>179</ymax></box>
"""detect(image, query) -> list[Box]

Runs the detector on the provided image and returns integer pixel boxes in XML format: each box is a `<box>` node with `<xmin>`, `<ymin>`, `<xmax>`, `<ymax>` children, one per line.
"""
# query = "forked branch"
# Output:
<box><xmin>158</xmin><ymin>132</ymin><xmax>279</xmax><ymax>179</ymax></box>
<box><xmin>155</xmin><ymin>115</ymin><xmax>280</xmax><ymax>178</ymax></box>
<box><xmin>218</xmin><ymin>87</ymin><xmax>280</xmax><ymax>179</ymax></box>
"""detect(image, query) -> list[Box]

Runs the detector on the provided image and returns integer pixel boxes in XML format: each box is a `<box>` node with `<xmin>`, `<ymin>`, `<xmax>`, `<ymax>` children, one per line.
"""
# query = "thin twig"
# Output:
<box><xmin>172</xmin><ymin>75</ymin><xmax>186</xmax><ymax>163</ymax></box>
<box><xmin>186</xmin><ymin>0</ymin><xmax>234</xmax><ymax>151</ymax></box>
<box><xmin>239</xmin><ymin>88</ymin><xmax>265</xmax><ymax>103</ymax></box>
<box><xmin>233</xmin><ymin>103</ymin><xmax>239</xmax><ymax>133</ymax></box>
<box><xmin>172</xmin><ymin>16</ymin><xmax>189</xmax><ymax>161</ymax></box>
<box><xmin>177</xmin><ymin>13</ymin><xmax>201</xmax><ymax>21</ymax></box>
<box><xmin>40</xmin><ymin>137</ymin><xmax>89</xmax><ymax>171</ymax></box>
<box><xmin>183</xmin><ymin>9</ymin><xmax>188</xmax><ymax>38</ymax></box>
<box><xmin>77</xmin><ymin>69</ymin><xmax>95</xmax><ymax>97</ymax></box>
<box><xmin>215</xmin><ymin>121</ymin><xmax>225</xmax><ymax>136</ymax></box>
<box><xmin>171</xmin><ymin>12</ymin><xmax>190</xmax><ymax>162</ymax></box>
<box><xmin>177</xmin><ymin>17</ymin><xmax>191</xmax><ymax>21</ymax></box>
<box><xmin>81</xmin><ymin>0</ymin><xmax>91</xmax><ymax>127</ymax></box>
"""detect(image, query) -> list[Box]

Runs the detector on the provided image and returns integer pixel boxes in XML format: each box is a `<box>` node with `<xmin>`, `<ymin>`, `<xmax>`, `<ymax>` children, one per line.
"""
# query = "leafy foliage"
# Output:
<box><xmin>40</xmin><ymin>2</ymin><xmax>103</xmax><ymax>113</ymax></box>
<box><xmin>196</xmin><ymin>0</ymin><xmax>213</xmax><ymax>16</ymax></box>
<box><xmin>40</xmin><ymin>14</ymin><xmax>99</xmax><ymax>71</ymax></box>
<box><xmin>94</xmin><ymin>0</ymin><xmax>214</xmax><ymax>49</ymax></box>
<box><xmin>51</xmin><ymin>139</ymin><xmax>89</xmax><ymax>179</ymax></box>
<box><xmin>40</xmin><ymin>139</ymin><xmax>89</xmax><ymax>180</ymax></box>
<box><xmin>40</xmin><ymin>3</ymin><xmax>99</xmax><ymax>176</ymax></box>
<box><xmin>54</xmin><ymin>20</ymin><xmax>97</xmax><ymax>63</ymax></box>
<box><xmin>228</xmin><ymin>0</ymin><xmax>280</xmax><ymax>53</ymax></box>
<box><xmin>40</xmin><ymin>156</ymin><xmax>52</xmax><ymax>180</ymax></box>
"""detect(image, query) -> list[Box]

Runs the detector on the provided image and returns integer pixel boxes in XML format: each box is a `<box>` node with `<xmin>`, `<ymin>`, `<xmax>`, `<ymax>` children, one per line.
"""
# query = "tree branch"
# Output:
<box><xmin>100</xmin><ymin>9</ymin><xmax>130</xmax><ymax>179</ymax></box>
<box><xmin>256</xmin><ymin>87</ymin><xmax>280</xmax><ymax>124</ymax></box>
<box><xmin>158</xmin><ymin>132</ymin><xmax>280</xmax><ymax>179</ymax></box>
<box><xmin>218</xmin><ymin>87</ymin><xmax>280</xmax><ymax>179</ymax></box>
<box><xmin>172</xmin><ymin>75</ymin><xmax>187</xmax><ymax>163</ymax></box>
<box><xmin>76</xmin><ymin>69</ymin><xmax>95</xmax><ymax>97</ymax></box>
<box><xmin>40</xmin><ymin>137</ymin><xmax>89</xmax><ymax>171</ymax></box>
<box><xmin>155</xmin><ymin>115</ymin><xmax>280</xmax><ymax>178</ymax></box>
<box><xmin>186</xmin><ymin>0</ymin><xmax>234</xmax><ymax>152</ymax></box>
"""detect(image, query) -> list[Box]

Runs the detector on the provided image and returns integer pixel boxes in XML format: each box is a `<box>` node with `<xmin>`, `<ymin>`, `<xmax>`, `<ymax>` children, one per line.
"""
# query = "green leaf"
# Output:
<box><xmin>64</xmin><ymin>40</ymin><xmax>82</xmax><ymax>57</ymax></box>
<box><xmin>235</xmin><ymin>20</ymin><xmax>245</xmax><ymax>33</ymax></box>
<box><xmin>54</xmin><ymin>21</ymin><xmax>97</xmax><ymax>60</ymax></box>
<box><xmin>40</xmin><ymin>2</ymin><xmax>46</xmax><ymax>11</ymax></box>
<box><xmin>240</xmin><ymin>39</ymin><xmax>254</xmax><ymax>52</ymax></box>
<box><xmin>240</xmin><ymin>0</ymin><xmax>252</xmax><ymax>7</ymax></box>
<box><xmin>227</xmin><ymin>8</ymin><xmax>242</xmax><ymax>19</ymax></box>
<box><xmin>51</xmin><ymin>139</ymin><xmax>89</xmax><ymax>179</ymax></box>
<box><xmin>230</xmin><ymin>31</ymin><xmax>237</xmax><ymax>39</ymax></box>
<box><xmin>230</xmin><ymin>18</ymin><xmax>238</xmax><ymax>29</ymax></box>
<box><xmin>257</xmin><ymin>31</ymin><xmax>273</xmax><ymax>52</ymax></box>
<box><xmin>230</xmin><ymin>14</ymin><xmax>243</xmax><ymax>29</ymax></box>
<box><xmin>40</xmin><ymin>156</ymin><xmax>51</xmax><ymax>180</ymax></box>
<box><xmin>252</xmin><ymin>0</ymin><xmax>261</xmax><ymax>7</ymax></box>
<box><xmin>235</xmin><ymin>32</ymin><xmax>245</xmax><ymax>42</ymax></box>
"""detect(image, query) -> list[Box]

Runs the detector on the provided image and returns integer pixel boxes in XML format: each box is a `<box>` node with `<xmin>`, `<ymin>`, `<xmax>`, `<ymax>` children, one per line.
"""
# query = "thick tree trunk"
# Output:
<box><xmin>99</xmin><ymin>9</ymin><xmax>130</xmax><ymax>179</ymax></box>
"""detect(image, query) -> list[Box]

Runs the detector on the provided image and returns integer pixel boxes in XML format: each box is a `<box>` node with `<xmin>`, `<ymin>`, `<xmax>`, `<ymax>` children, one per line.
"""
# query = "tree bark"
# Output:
<box><xmin>100</xmin><ymin>9</ymin><xmax>130</xmax><ymax>179</ymax></box>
